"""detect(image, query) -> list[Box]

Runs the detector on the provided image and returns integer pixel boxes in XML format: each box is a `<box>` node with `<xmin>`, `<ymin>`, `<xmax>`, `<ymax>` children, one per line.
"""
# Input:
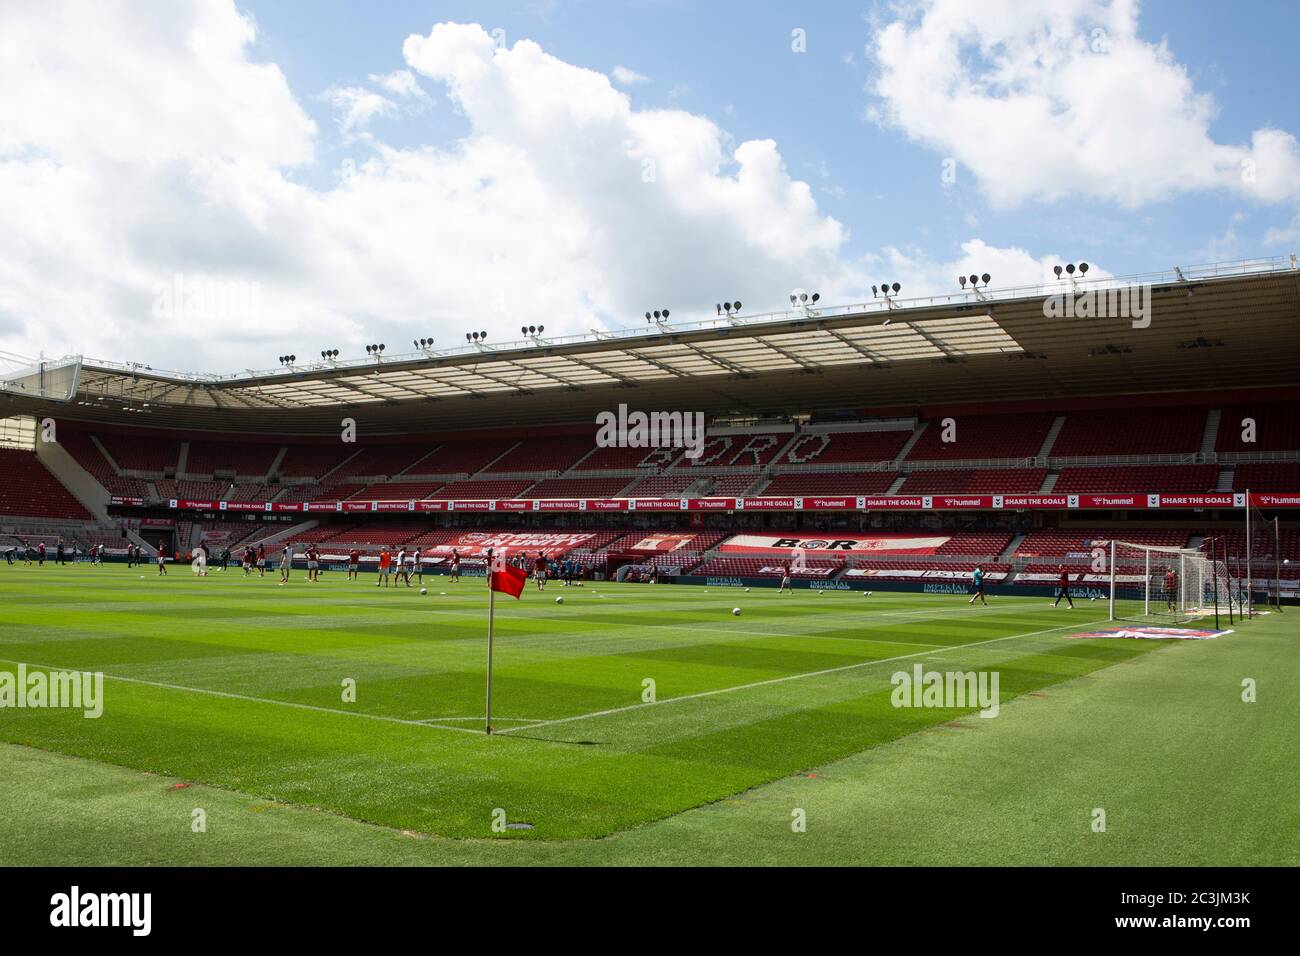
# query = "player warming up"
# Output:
<box><xmin>968</xmin><ymin>565</ymin><xmax>986</xmax><ymax>605</ymax></box>
<box><xmin>1052</xmin><ymin>565</ymin><xmax>1075</xmax><ymax>608</ymax></box>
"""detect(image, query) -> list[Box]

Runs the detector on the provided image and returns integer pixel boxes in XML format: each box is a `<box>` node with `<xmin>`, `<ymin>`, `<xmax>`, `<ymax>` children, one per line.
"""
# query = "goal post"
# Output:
<box><xmin>1108</xmin><ymin>540</ymin><xmax>1215</xmax><ymax>625</ymax></box>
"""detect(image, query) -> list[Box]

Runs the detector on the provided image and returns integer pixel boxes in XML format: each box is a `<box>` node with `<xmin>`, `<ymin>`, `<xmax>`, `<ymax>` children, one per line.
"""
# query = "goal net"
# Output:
<box><xmin>1107</xmin><ymin>540</ymin><xmax>1216</xmax><ymax>624</ymax></box>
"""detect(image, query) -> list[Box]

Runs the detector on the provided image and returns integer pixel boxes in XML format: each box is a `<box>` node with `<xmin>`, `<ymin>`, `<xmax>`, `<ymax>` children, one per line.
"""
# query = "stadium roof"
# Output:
<box><xmin>3</xmin><ymin>256</ymin><xmax>1298</xmax><ymax>435</ymax></box>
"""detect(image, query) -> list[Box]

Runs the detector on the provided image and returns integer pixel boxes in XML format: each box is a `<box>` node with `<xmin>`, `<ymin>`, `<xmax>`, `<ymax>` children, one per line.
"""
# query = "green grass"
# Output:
<box><xmin>0</xmin><ymin>563</ymin><xmax>1293</xmax><ymax>865</ymax></box>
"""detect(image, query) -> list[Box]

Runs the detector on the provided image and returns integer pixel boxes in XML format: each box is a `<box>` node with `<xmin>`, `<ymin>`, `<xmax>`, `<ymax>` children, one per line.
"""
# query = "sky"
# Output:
<box><xmin>1</xmin><ymin>0</ymin><xmax>1297</xmax><ymax>374</ymax></box>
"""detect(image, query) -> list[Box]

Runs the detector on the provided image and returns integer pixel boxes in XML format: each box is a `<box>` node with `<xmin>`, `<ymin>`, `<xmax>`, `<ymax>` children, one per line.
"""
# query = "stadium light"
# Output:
<box><xmin>790</xmin><ymin>290</ymin><xmax>821</xmax><ymax>317</ymax></box>
<box><xmin>643</xmin><ymin>308</ymin><xmax>672</xmax><ymax>332</ymax></box>
<box><xmin>960</xmin><ymin>273</ymin><xmax>993</xmax><ymax>300</ymax></box>
<box><xmin>873</xmin><ymin>282</ymin><xmax>902</xmax><ymax>309</ymax></box>
<box><xmin>1053</xmin><ymin>262</ymin><xmax>1089</xmax><ymax>282</ymax></box>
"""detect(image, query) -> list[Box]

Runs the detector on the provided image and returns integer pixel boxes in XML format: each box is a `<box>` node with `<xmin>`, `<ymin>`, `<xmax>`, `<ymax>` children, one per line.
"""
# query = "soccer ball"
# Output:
<box><xmin>420</xmin><ymin>588</ymin><xmax>428</xmax><ymax>595</ymax></box>
<box><xmin>555</xmin><ymin>596</ymin><xmax>564</xmax><ymax>605</ymax></box>
<box><xmin>732</xmin><ymin>607</ymin><xmax>741</xmax><ymax>616</ymax></box>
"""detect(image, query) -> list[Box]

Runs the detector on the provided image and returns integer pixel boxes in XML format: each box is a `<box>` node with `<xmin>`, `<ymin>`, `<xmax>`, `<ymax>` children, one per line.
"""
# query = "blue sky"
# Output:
<box><xmin>247</xmin><ymin>0</ymin><xmax>1300</xmax><ymax>275</ymax></box>
<box><xmin>1</xmin><ymin>0</ymin><xmax>1297</xmax><ymax>370</ymax></box>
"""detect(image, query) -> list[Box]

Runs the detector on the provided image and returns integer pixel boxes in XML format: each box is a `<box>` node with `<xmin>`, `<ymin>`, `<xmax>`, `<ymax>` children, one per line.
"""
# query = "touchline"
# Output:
<box><xmin>50</xmin><ymin>887</ymin><xmax>151</xmax><ymax>936</ymax></box>
<box><xmin>0</xmin><ymin>663</ymin><xmax>103</xmax><ymax>718</ymax></box>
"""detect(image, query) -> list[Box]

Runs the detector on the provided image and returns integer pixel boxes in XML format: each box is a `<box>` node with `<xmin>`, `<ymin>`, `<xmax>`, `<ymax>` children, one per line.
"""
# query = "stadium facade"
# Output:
<box><xmin>2</xmin><ymin>256</ymin><xmax>1297</xmax><ymax>598</ymax></box>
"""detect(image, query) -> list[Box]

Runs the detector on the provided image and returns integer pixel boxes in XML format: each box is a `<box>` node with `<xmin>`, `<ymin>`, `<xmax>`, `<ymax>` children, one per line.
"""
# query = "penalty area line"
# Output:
<box><xmin>495</xmin><ymin>615</ymin><xmax>1112</xmax><ymax>735</ymax></box>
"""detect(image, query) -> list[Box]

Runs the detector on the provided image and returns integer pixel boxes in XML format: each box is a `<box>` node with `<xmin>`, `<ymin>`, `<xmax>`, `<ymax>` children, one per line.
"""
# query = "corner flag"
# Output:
<box><xmin>484</xmin><ymin>553</ymin><xmax>527</xmax><ymax>734</ymax></box>
<box><xmin>490</xmin><ymin>560</ymin><xmax>527</xmax><ymax>598</ymax></box>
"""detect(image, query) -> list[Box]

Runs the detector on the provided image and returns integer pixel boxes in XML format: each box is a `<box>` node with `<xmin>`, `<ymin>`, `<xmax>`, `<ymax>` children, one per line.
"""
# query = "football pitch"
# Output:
<box><xmin>1</xmin><ymin>564</ymin><xmax>1296</xmax><ymax>866</ymax></box>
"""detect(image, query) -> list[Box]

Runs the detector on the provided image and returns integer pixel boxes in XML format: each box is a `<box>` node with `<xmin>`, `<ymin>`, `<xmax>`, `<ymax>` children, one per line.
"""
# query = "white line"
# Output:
<box><xmin>0</xmin><ymin>655</ymin><xmax>483</xmax><ymax>735</ymax></box>
<box><xmin>418</xmin><ymin>715</ymin><xmax>544</xmax><ymax>724</ymax></box>
<box><xmin>496</xmin><ymin>616</ymin><xmax>1111</xmax><ymax>735</ymax></box>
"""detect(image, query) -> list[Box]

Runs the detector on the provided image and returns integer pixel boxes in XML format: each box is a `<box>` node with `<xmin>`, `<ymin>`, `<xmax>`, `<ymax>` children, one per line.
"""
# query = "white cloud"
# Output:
<box><xmin>665</xmin><ymin>83</ymin><xmax>689</xmax><ymax>103</ymax></box>
<box><xmin>1262</xmin><ymin>214</ymin><xmax>1300</xmax><ymax>248</ymax></box>
<box><xmin>324</xmin><ymin>85</ymin><xmax>397</xmax><ymax>136</ymax></box>
<box><xmin>869</xmin><ymin>0</ymin><xmax>1300</xmax><ymax>208</ymax></box>
<box><xmin>369</xmin><ymin>68</ymin><xmax>429</xmax><ymax>99</ymax></box>
<box><xmin>610</xmin><ymin>65</ymin><xmax>649</xmax><ymax>86</ymax></box>
<box><xmin>0</xmin><ymin>4</ymin><xmax>1093</xmax><ymax>376</ymax></box>
<box><xmin>859</xmin><ymin>238</ymin><xmax>1106</xmax><ymax>297</ymax></box>
<box><xmin>0</xmin><ymin>8</ymin><xmax>860</xmax><ymax>370</ymax></box>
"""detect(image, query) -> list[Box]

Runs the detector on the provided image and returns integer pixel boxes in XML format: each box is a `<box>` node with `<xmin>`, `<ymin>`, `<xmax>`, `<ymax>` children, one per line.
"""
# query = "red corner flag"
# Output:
<box><xmin>485</xmin><ymin>552</ymin><xmax>527</xmax><ymax>735</ymax></box>
<box><xmin>489</xmin><ymin>560</ymin><xmax>527</xmax><ymax>599</ymax></box>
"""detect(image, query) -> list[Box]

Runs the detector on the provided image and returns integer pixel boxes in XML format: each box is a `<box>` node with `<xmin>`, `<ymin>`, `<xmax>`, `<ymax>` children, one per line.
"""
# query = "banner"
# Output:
<box><xmin>719</xmin><ymin>533</ymin><xmax>952</xmax><ymax>556</ymax></box>
<box><xmin>425</xmin><ymin>531</ymin><xmax>598</xmax><ymax>557</ymax></box>
<box><xmin>628</xmin><ymin>533</ymin><xmax>698</xmax><ymax>553</ymax></box>
<box><xmin>149</xmin><ymin>490</ymin><xmax>1300</xmax><ymax>514</ymax></box>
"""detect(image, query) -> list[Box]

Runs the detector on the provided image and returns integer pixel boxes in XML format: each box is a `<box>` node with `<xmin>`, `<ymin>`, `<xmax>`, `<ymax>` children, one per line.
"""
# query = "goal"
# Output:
<box><xmin>1107</xmin><ymin>540</ymin><xmax>1220</xmax><ymax>624</ymax></box>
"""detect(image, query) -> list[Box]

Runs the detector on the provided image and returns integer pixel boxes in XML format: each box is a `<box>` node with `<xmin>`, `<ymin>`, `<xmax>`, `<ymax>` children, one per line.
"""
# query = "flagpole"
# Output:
<box><xmin>485</xmin><ymin>582</ymin><xmax>495</xmax><ymax>735</ymax></box>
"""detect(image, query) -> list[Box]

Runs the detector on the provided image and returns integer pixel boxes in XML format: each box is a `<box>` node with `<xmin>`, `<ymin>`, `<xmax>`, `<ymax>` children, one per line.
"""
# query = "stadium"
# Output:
<box><xmin>4</xmin><ymin>7</ymin><xmax>1300</xmax><ymax>920</ymax></box>
<box><xmin>1</xmin><ymin>257</ymin><xmax>1296</xmax><ymax>868</ymax></box>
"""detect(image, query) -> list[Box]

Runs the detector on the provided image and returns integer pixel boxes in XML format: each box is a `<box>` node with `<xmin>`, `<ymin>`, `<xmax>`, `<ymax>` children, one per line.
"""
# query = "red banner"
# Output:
<box><xmin>154</xmin><ymin>490</ymin><xmax>1300</xmax><ymax>514</ymax></box>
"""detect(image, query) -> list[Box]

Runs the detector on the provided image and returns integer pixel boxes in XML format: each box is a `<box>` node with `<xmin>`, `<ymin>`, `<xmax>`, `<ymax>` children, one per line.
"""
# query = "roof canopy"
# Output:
<box><xmin>5</xmin><ymin>257</ymin><xmax>1297</xmax><ymax>435</ymax></box>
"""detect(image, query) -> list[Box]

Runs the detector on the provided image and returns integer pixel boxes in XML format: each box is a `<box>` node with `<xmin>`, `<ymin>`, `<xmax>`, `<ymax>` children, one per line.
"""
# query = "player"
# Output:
<box><xmin>257</xmin><ymin>544</ymin><xmax>267</xmax><ymax>577</ymax></box>
<box><xmin>395</xmin><ymin>548</ymin><xmax>409</xmax><ymax>588</ymax></box>
<box><xmin>36</xmin><ymin>541</ymin><xmax>45</xmax><ymax>566</ymax></box>
<box><xmin>376</xmin><ymin>549</ymin><xmax>391</xmax><ymax>588</ymax></box>
<box><xmin>778</xmin><ymin>561</ymin><xmax>792</xmax><ymax>594</ymax></box>
<box><xmin>968</xmin><ymin>565</ymin><xmax>986</xmax><ymax>605</ymax></box>
<box><xmin>448</xmin><ymin>548</ymin><xmax>461</xmax><ymax>583</ymax></box>
<box><xmin>532</xmin><ymin>551</ymin><xmax>548</xmax><ymax>591</ymax></box>
<box><xmin>347</xmin><ymin>548</ymin><xmax>360</xmax><ymax>581</ymax></box>
<box><xmin>1164</xmin><ymin>567</ymin><xmax>1178</xmax><ymax>611</ymax></box>
<box><xmin>305</xmin><ymin>545</ymin><xmax>319</xmax><ymax>582</ymax></box>
<box><xmin>412</xmin><ymin>547</ymin><xmax>423</xmax><ymax>585</ymax></box>
<box><xmin>1051</xmin><ymin>565</ymin><xmax>1074</xmax><ymax>608</ymax></box>
<box><xmin>56</xmin><ymin>539</ymin><xmax>66</xmax><ymax>566</ymax></box>
<box><xmin>279</xmin><ymin>543</ymin><xmax>293</xmax><ymax>582</ymax></box>
<box><xmin>157</xmin><ymin>541</ymin><xmax>168</xmax><ymax>576</ymax></box>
